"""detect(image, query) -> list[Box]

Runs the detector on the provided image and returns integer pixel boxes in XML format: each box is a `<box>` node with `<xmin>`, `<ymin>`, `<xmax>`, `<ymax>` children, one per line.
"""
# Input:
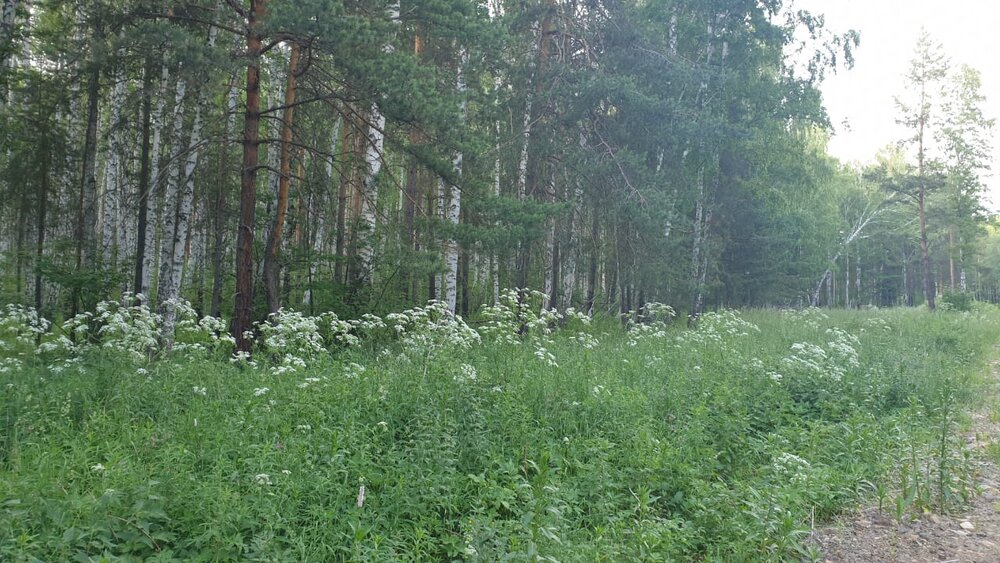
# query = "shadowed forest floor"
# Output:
<box><xmin>814</xmin><ymin>355</ymin><xmax>1000</xmax><ymax>562</ymax></box>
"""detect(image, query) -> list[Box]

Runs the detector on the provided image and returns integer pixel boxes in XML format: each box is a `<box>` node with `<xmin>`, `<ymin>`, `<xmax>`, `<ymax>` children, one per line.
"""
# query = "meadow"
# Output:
<box><xmin>1</xmin><ymin>293</ymin><xmax>998</xmax><ymax>561</ymax></box>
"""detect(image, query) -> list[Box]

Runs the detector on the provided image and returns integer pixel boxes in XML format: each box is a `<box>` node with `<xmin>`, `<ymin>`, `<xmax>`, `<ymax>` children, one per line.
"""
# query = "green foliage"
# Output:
<box><xmin>939</xmin><ymin>291</ymin><xmax>974</xmax><ymax>312</ymax></box>
<box><xmin>1</xmin><ymin>306</ymin><xmax>996</xmax><ymax>560</ymax></box>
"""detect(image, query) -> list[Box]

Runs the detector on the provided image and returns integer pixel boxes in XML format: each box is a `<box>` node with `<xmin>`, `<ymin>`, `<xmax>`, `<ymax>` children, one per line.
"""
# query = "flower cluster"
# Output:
<box><xmin>570</xmin><ymin>331</ymin><xmax>600</xmax><ymax>350</ymax></box>
<box><xmin>386</xmin><ymin>301</ymin><xmax>480</xmax><ymax>358</ymax></box>
<box><xmin>478</xmin><ymin>289</ymin><xmax>562</xmax><ymax>344</ymax></box>
<box><xmin>780</xmin><ymin>326</ymin><xmax>861</xmax><ymax>382</ymax></box>
<box><xmin>771</xmin><ymin>452</ymin><xmax>812</xmax><ymax>484</ymax></box>
<box><xmin>62</xmin><ymin>295</ymin><xmax>162</xmax><ymax>362</ymax></box>
<box><xmin>674</xmin><ymin>310</ymin><xmax>758</xmax><ymax>356</ymax></box>
<box><xmin>779</xmin><ymin>307</ymin><xmax>829</xmax><ymax>330</ymax></box>
<box><xmin>257</xmin><ymin>309</ymin><xmax>327</xmax><ymax>374</ymax></box>
<box><xmin>0</xmin><ymin>304</ymin><xmax>51</xmax><ymax>350</ymax></box>
<box><xmin>454</xmin><ymin>363</ymin><xmax>478</xmax><ymax>383</ymax></box>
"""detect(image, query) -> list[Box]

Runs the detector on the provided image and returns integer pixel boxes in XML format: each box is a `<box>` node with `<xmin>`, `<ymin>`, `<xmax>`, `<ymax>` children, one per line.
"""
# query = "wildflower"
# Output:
<box><xmin>254</xmin><ymin>387</ymin><xmax>270</xmax><ymax>397</ymax></box>
<box><xmin>281</xmin><ymin>469</ymin><xmax>291</xmax><ymax>475</ymax></box>
<box><xmin>455</xmin><ymin>363</ymin><xmax>478</xmax><ymax>383</ymax></box>
<box><xmin>91</xmin><ymin>463</ymin><xmax>105</xmax><ymax>473</ymax></box>
<box><xmin>344</xmin><ymin>362</ymin><xmax>366</xmax><ymax>379</ymax></box>
<box><xmin>192</xmin><ymin>386</ymin><xmax>207</xmax><ymax>396</ymax></box>
<box><xmin>254</xmin><ymin>473</ymin><xmax>272</xmax><ymax>485</ymax></box>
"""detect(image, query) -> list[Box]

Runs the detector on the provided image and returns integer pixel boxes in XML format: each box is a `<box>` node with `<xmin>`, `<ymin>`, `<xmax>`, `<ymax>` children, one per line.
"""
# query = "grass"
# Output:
<box><xmin>0</xmin><ymin>305</ymin><xmax>998</xmax><ymax>561</ymax></box>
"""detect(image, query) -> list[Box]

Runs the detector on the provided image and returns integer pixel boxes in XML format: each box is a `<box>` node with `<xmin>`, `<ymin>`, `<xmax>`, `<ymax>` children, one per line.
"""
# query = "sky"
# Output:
<box><xmin>792</xmin><ymin>0</ymin><xmax>1000</xmax><ymax>209</ymax></box>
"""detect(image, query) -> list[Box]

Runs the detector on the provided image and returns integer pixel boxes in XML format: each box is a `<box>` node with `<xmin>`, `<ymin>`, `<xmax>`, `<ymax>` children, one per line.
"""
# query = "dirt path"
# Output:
<box><xmin>811</xmin><ymin>360</ymin><xmax>1000</xmax><ymax>562</ymax></box>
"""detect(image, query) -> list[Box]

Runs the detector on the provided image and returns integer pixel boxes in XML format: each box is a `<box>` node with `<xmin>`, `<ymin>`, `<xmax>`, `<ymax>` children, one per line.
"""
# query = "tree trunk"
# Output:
<box><xmin>101</xmin><ymin>64</ymin><xmax>127</xmax><ymax>267</ymax></box>
<box><xmin>233</xmin><ymin>0</ymin><xmax>267</xmax><ymax>354</ymax></box>
<box><xmin>134</xmin><ymin>59</ymin><xmax>154</xmax><ymax>301</ymax></box>
<box><xmin>211</xmin><ymin>77</ymin><xmax>239</xmax><ymax>318</ymax></box>
<box><xmin>334</xmin><ymin>119</ymin><xmax>354</xmax><ymax>285</ymax></box>
<box><xmin>160</xmin><ymin>61</ymin><xmax>211</xmax><ymax>348</ymax></box>
<box><xmin>34</xmin><ymin>145</ymin><xmax>49</xmax><ymax>312</ymax></box>
<box><xmin>140</xmin><ymin>64</ymin><xmax>170</xmax><ymax>305</ymax></box>
<box><xmin>304</xmin><ymin>117</ymin><xmax>340</xmax><ymax>309</ymax></box>
<box><xmin>72</xmin><ymin>46</ymin><xmax>101</xmax><ymax>318</ymax></box>
<box><xmin>355</xmin><ymin>1</ymin><xmax>400</xmax><ymax>286</ymax></box>
<box><xmin>442</xmin><ymin>48</ymin><xmax>467</xmax><ymax>313</ymax></box>
<box><xmin>585</xmin><ymin>209</ymin><xmax>598</xmax><ymax>314</ymax></box>
<box><xmin>918</xmin><ymin>186</ymin><xmax>935</xmax><ymax>310</ymax></box>
<box><xmin>0</xmin><ymin>0</ymin><xmax>18</xmax><ymax>69</ymax></box>
<box><xmin>156</xmin><ymin>76</ymin><xmax>188</xmax><ymax>310</ymax></box>
<box><xmin>263</xmin><ymin>42</ymin><xmax>300</xmax><ymax>315</ymax></box>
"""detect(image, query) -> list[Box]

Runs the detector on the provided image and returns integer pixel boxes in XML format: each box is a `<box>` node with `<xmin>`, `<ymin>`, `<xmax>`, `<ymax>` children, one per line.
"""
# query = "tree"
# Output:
<box><xmin>894</xmin><ymin>29</ymin><xmax>948</xmax><ymax>311</ymax></box>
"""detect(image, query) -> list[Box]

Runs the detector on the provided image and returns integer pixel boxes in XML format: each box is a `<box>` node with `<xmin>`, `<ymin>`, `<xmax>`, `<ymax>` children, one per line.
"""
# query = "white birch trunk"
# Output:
<box><xmin>543</xmin><ymin>219</ymin><xmax>555</xmax><ymax>309</ymax></box>
<box><xmin>562</xmin><ymin>186</ymin><xmax>582</xmax><ymax>310</ymax></box>
<box><xmin>101</xmin><ymin>66</ymin><xmax>127</xmax><ymax>267</ymax></box>
<box><xmin>266</xmin><ymin>76</ymin><xmax>285</xmax><ymax>212</ymax></box>
<box><xmin>517</xmin><ymin>97</ymin><xmax>532</xmax><ymax>199</ymax></box>
<box><xmin>0</xmin><ymin>0</ymin><xmax>17</xmax><ymax>72</ymax></box>
<box><xmin>160</xmin><ymin>101</ymin><xmax>206</xmax><ymax>346</ymax></box>
<box><xmin>160</xmin><ymin>26</ymin><xmax>216</xmax><ymax>346</ymax></box>
<box><xmin>156</xmin><ymin>76</ymin><xmax>188</xmax><ymax>308</ymax></box>
<box><xmin>140</xmin><ymin>65</ymin><xmax>170</xmax><ymax>305</ymax></box>
<box><xmin>304</xmin><ymin>118</ymin><xmax>342</xmax><ymax>306</ymax></box>
<box><xmin>808</xmin><ymin>204</ymin><xmax>886</xmax><ymax>306</ymax></box>
<box><xmin>492</xmin><ymin>120</ymin><xmax>501</xmax><ymax>304</ymax></box>
<box><xmin>443</xmin><ymin>48</ymin><xmax>467</xmax><ymax>313</ymax></box>
<box><xmin>356</xmin><ymin>1</ymin><xmax>399</xmax><ymax>284</ymax></box>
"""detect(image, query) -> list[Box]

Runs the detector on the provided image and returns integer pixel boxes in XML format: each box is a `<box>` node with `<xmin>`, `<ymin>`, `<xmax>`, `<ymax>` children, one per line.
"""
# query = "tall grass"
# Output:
<box><xmin>0</xmin><ymin>303</ymin><xmax>997</xmax><ymax>560</ymax></box>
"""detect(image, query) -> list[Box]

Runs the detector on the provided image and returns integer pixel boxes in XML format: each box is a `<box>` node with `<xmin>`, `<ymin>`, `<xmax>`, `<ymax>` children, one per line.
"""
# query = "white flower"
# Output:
<box><xmin>344</xmin><ymin>362</ymin><xmax>366</xmax><ymax>379</ymax></box>
<box><xmin>454</xmin><ymin>363</ymin><xmax>478</xmax><ymax>383</ymax></box>
<box><xmin>254</xmin><ymin>473</ymin><xmax>272</xmax><ymax>485</ymax></box>
<box><xmin>281</xmin><ymin>469</ymin><xmax>292</xmax><ymax>475</ymax></box>
<box><xmin>254</xmin><ymin>387</ymin><xmax>270</xmax><ymax>397</ymax></box>
<box><xmin>192</xmin><ymin>386</ymin><xmax>207</xmax><ymax>396</ymax></box>
<box><xmin>91</xmin><ymin>463</ymin><xmax>105</xmax><ymax>473</ymax></box>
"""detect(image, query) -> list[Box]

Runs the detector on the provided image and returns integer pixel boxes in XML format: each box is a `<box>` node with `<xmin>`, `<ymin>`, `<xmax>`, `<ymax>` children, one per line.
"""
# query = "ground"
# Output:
<box><xmin>813</xmin><ymin>358</ymin><xmax>1000</xmax><ymax>562</ymax></box>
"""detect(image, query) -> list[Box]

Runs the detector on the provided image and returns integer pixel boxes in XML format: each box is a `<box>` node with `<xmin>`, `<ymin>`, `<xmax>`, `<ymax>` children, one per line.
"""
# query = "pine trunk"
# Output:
<box><xmin>233</xmin><ymin>0</ymin><xmax>267</xmax><ymax>354</ymax></box>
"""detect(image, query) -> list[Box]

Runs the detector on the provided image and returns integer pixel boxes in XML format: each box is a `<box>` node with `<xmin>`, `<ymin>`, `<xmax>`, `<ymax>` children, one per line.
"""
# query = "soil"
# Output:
<box><xmin>810</xmin><ymin>360</ymin><xmax>1000</xmax><ymax>563</ymax></box>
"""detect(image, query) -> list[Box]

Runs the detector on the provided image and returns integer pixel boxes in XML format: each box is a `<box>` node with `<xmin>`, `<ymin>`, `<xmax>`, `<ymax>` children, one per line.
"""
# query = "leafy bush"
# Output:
<box><xmin>939</xmin><ymin>291</ymin><xmax>974</xmax><ymax>312</ymax></box>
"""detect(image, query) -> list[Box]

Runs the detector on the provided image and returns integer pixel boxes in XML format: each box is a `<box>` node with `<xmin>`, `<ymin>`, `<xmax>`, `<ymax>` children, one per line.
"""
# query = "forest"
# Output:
<box><xmin>1</xmin><ymin>0</ymin><xmax>1000</xmax><ymax>561</ymax></box>
<box><xmin>0</xmin><ymin>0</ymin><xmax>993</xmax><ymax>341</ymax></box>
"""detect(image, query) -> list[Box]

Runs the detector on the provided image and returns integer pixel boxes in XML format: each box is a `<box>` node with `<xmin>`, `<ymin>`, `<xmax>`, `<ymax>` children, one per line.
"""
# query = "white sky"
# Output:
<box><xmin>793</xmin><ymin>0</ymin><xmax>1000</xmax><ymax>209</ymax></box>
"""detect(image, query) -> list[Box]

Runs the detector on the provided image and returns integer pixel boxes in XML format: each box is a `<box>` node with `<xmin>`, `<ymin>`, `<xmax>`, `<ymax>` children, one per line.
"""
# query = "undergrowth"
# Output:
<box><xmin>0</xmin><ymin>296</ymin><xmax>997</xmax><ymax>561</ymax></box>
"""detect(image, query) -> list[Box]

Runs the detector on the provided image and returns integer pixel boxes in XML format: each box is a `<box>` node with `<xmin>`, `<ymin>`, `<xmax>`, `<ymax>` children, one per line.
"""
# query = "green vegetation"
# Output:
<box><xmin>1</xmin><ymin>301</ymin><xmax>997</xmax><ymax>560</ymax></box>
